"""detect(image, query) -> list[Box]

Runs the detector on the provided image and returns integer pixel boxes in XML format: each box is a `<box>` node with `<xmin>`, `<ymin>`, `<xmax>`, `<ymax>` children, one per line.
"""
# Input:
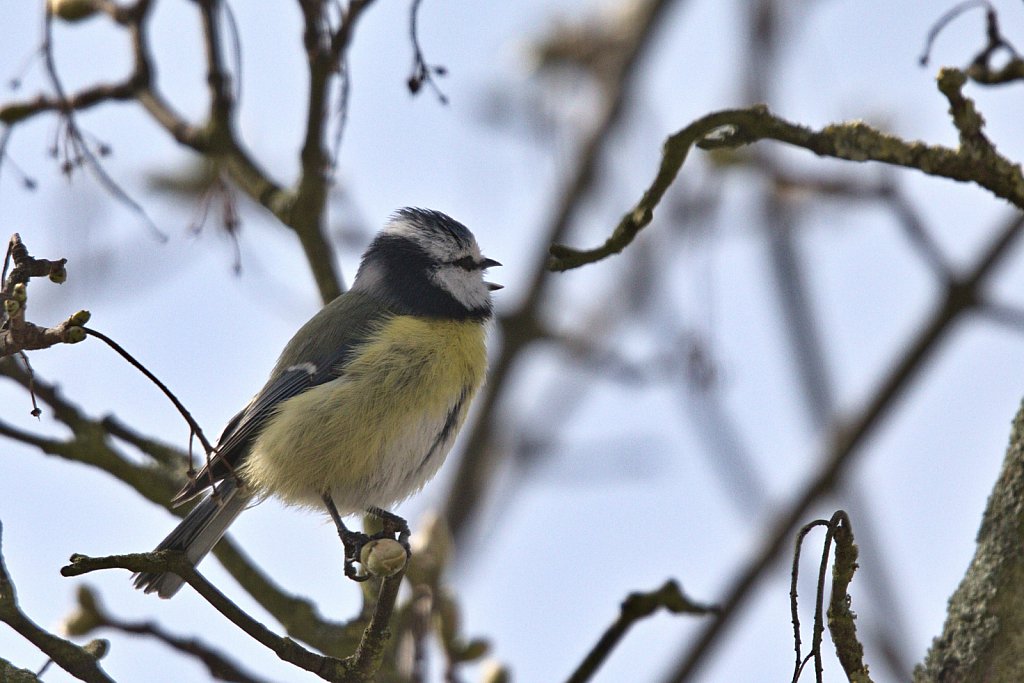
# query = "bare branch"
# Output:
<box><xmin>0</xmin><ymin>79</ymin><xmax>139</xmax><ymax>124</ymax></box>
<box><xmin>663</xmin><ymin>209</ymin><xmax>1024</xmax><ymax>682</ymax></box>
<box><xmin>289</xmin><ymin>0</ymin><xmax>354</xmax><ymax>303</ymax></box>
<box><xmin>767</xmin><ymin>168</ymin><xmax>954</xmax><ymax>279</ymax></box>
<box><xmin>63</xmin><ymin>584</ymin><xmax>270</xmax><ymax>683</ymax></box>
<box><xmin>566</xmin><ymin>580</ymin><xmax>716</xmax><ymax>683</ymax></box>
<box><xmin>828</xmin><ymin>514</ymin><xmax>869</xmax><ymax>682</ymax></box>
<box><xmin>0</xmin><ymin>522</ymin><xmax>114</xmax><ymax>683</ymax></box>
<box><xmin>61</xmin><ymin>551</ymin><xmax>339</xmax><ymax>678</ymax></box>
<box><xmin>196</xmin><ymin>0</ymin><xmax>235</xmax><ymax>134</ymax></box>
<box><xmin>979</xmin><ymin>301</ymin><xmax>1024</xmax><ymax>330</ymax></box>
<box><xmin>443</xmin><ymin>0</ymin><xmax>688</xmax><ymax>548</ymax></box>
<box><xmin>61</xmin><ymin>551</ymin><xmax>405</xmax><ymax>683</ymax></box>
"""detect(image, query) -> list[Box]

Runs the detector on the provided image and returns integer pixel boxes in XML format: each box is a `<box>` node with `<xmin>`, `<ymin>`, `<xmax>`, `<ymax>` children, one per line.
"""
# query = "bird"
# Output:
<box><xmin>134</xmin><ymin>208</ymin><xmax>500</xmax><ymax>598</ymax></box>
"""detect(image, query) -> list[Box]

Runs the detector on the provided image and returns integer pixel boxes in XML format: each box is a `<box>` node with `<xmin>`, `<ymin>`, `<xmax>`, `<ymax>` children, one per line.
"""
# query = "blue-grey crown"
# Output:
<box><xmin>391</xmin><ymin>207</ymin><xmax>476</xmax><ymax>250</ymax></box>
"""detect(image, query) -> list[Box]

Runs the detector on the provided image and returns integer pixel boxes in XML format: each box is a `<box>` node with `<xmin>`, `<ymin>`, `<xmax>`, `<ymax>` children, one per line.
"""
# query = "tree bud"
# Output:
<box><xmin>48</xmin><ymin>0</ymin><xmax>99</xmax><ymax>22</ymax></box>
<box><xmin>360</xmin><ymin>538</ymin><xmax>408</xmax><ymax>577</ymax></box>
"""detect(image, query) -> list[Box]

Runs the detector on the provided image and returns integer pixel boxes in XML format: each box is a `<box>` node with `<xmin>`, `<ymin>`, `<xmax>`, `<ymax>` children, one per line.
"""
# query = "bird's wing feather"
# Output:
<box><xmin>171</xmin><ymin>292</ymin><xmax>389</xmax><ymax>505</ymax></box>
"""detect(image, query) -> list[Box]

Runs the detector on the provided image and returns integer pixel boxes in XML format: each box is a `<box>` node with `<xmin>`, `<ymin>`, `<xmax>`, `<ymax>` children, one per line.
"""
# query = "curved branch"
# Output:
<box><xmin>549</xmin><ymin>68</ymin><xmax>1024</xmax><ymax>271</ymax></box>
<box><xmin>566</xmin><ymin>580</ymin><xmax>715</xmax><ymax>683</ymax></box>
<box><xmin>61</xmin><ymin>551</ymin><xmax>406</xmax><ymax>683</ymax></box>
<box><xmin>61</xmin><ymin>551</ymin><xmax>338</xmax><ymax>678</ymax></box>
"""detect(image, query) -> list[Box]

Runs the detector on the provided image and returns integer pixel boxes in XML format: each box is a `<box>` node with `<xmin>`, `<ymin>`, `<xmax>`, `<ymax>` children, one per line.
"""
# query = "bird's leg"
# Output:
<box><xmin>366</xmin><ymin>506</ymin><xmax>412</xmax><ymax>556</ymax></box>
<box><xmin>322</xmin><ymin>493</ymin><xmax>371</xmax><ymax>582</ymax></box>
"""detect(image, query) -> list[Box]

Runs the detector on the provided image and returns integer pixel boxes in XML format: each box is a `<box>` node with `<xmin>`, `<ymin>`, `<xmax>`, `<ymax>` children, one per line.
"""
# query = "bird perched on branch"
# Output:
<box><xmin>134</xmin><ymin>208</ymin><xmax>501</xmax><ymax>597</ymax></box>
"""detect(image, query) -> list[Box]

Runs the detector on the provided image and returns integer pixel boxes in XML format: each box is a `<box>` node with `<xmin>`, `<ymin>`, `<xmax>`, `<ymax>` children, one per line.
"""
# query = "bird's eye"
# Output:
<box><xmin>452</xmin><ymin>256</ymin><xmax>476</xmax><ymax>270</ymax></box>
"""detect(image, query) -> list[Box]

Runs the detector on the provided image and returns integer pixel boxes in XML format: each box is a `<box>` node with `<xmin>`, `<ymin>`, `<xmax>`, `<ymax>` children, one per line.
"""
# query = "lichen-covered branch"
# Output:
<box><xmin>913</xmin><ymin>399</ymin><xmax>1024</xmax><ymax>682</ymax></box>
<box><xmin>549</xmin><ymin>68</ymin><xmax>1024</xmax><ymax>271</ymax></box>
<box><xmin>0</xmin><ymin>657</ymin><xmax>39</xmax><ymax>683</ymax></box>
<box><xmin>827</xmin><ymin>515</ymin><xmax>870</xmax><ymax>683</ymax></box>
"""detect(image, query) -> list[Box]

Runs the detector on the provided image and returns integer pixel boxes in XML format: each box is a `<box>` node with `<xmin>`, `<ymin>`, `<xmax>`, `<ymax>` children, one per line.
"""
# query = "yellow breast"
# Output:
<box><xmin>242</xmin><ymin>316</ymin><xmax>488</xmax><ymax>511</ymax></box>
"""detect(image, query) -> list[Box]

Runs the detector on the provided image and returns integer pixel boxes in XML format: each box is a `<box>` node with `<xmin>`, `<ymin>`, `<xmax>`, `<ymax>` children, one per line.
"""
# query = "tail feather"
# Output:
<box><xmin>133</xmin><ymin>479</ymin><xmax>249</xmax><ymax>598</ymax></box>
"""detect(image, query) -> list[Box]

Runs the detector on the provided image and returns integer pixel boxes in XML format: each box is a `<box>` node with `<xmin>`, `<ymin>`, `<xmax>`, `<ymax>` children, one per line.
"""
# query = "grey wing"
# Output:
<box><xmin>170</xmin><ymin>292</ymin><xmax>387</xmax><ymax>505</ymax></box>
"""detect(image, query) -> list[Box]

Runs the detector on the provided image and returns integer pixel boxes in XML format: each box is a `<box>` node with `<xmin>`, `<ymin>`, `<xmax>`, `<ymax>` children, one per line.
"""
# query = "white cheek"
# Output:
<box><xmin>432</xmin><ymin>269</ymin><xmax>490</xmax><ymax>310</ymax></box>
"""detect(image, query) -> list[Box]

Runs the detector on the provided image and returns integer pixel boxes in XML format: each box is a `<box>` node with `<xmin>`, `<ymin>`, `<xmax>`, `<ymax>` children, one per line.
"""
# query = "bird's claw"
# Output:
<box><xmin>340</xmin><ymin>528</ymin><xmax>372</xmax><ymax>582</ymax></box>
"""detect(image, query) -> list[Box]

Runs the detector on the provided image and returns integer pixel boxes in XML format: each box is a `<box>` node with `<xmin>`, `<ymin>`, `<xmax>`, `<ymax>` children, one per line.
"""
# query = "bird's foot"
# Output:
<box><xmin>367</xmin><ymin>506</ymin><xmax>412</xmax><ymax>556</ymax></box>
<box><xmin>339</xmin><ymin>527</ymin><xmax>373</xmax><ymax>582</ymax></box>
<box><xmin>323</xmin><ymin>493</ymin><xmax>374</xmax><ymax>582</ymax></box>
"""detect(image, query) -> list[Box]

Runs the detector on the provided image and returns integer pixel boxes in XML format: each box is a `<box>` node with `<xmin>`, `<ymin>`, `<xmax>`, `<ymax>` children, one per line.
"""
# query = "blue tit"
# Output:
<box><xmin>134</xmin><ymin>208</ymin><xmax>500</xmax><ymax>597</ymax></box>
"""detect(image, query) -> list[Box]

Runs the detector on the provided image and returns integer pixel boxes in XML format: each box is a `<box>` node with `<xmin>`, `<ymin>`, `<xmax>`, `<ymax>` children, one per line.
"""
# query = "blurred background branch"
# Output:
<box><xmin>1</xmin><ymin>0</ymin><xmax>1024</xmax><ymax>681</ymax></box>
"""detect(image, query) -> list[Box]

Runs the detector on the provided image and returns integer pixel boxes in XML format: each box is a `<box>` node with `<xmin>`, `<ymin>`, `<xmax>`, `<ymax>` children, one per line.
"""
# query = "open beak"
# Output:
<box><xmin>482</xmin><ymin>257</ymin><xmax>502</xmax><ymax>290</ymax></box>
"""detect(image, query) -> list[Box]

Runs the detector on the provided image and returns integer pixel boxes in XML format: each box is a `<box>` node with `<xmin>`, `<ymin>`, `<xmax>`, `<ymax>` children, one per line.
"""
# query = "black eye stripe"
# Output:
<box><xmin>452</xmin><ymin>256</ymin><xmax>477</xmax><ymax>270</ymax></box>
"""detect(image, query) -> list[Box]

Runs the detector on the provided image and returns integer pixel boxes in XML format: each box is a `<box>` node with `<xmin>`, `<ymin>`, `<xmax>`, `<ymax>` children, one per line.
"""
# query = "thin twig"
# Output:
<box><xmin>790</xmin><ymin>520</ymin><xmax>829</xmax><ymax>683</ymax></box>
<box><xmin>406</xmin><ymin>0</ymin><xmax>448</xmax><ymax>104</ymax></box>
<box><xmin>327</xmin><ymin>0</ymin><xmax>373</xmax><ymax>166</ymax></box>
<box><xmin>40</xmin><ymin>6</ymin><xmax>165</xmax><ymax>240</ymax></box>
<box><xmin>789</xmin><ymin>512</ymin><xmax>870</xmax><ymax>683</ymax></box>
<box><xmin>16</xmin><ymin>351</ymin><xmax>41</xmax><ymax>417</ymax></box>
<box><xmin>82</xmin><ymin>326</ymin><xmax>214</xmax><ymax>456</ymax></box>
<box><xmin>919</xmin><ymin>0</ymin><xmax>995</xmax><ymax>66</ymax></box>
<box><xmin>565</xmin><ymin>580</ymin><xmax>715</xmax><ymax>683</ymax></box>
<box><xmin>919</xmin><ymin>1</ymin><xmax>1024</xmax><ymax>85</ymax></box>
